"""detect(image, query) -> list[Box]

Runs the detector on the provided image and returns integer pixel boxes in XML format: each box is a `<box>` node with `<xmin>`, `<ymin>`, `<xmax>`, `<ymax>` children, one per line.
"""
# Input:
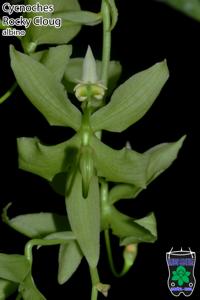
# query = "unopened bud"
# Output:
<box><xmin>123</xmin><ymin>244</ymin><xmax>138</xmax><ymax>270</ymax></box>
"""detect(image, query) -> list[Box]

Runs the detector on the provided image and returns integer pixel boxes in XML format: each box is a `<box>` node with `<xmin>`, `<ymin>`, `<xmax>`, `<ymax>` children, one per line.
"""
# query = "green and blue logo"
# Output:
<box><xmin>166</xmin><ymin>248</ymin><xmax>196</xmax><ymax>297</ymax></box>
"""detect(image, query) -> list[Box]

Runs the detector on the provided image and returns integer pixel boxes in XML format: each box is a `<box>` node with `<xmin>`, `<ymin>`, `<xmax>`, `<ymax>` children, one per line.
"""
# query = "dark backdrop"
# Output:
<box><xmin>0</xmin><ymin>0</ymin><xmax>199</xmax><ymax>299</ymax></box>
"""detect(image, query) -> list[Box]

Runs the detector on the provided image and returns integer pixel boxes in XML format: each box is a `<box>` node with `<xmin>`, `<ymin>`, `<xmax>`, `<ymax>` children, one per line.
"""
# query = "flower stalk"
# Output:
<box><xmin>101</xmin><ymin>0</ymin><xmax>111</xmax><ymax>87</ymax></box>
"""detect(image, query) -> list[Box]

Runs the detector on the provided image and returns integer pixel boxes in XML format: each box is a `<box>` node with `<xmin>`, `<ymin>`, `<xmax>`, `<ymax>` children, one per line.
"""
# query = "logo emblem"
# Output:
<box><xmin>166</xmin><ymin>248</ymin><xmax>196</xmax><ymax>297</ymax></box>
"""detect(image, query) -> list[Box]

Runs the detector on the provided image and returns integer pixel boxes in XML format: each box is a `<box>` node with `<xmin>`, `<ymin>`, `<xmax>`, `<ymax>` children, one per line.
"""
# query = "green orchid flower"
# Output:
<box><xmin>172</xmin><ymin>266</ymin><xmax>191</xmax><ymax>286</ymax></box>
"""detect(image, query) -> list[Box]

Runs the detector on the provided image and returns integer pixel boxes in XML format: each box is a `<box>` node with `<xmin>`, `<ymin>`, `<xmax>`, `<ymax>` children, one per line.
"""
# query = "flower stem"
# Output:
<box><xmin>96</xmin><ymin>0</ymin><xmax>111</xmax><ymax>138</ymax></box>
<box><xmin>101</xmin><ymin>0</ymin><xmax>111</xmax><ymax>86</ymax></box>
<box><xmin>89</xmin><ymin>2</ymin><xmax>111</xmax><ymax>299</ymax></box>
<box><xmin>0</xmin><ymin>82</ymin><xmax>17</xmax><ymax>104</ymax></box>
<box><xmin>91</xmin><ymin>287</ymin><xmax>98</xmax><ymax>300</ymax></box>
<box><xmin>89</xmin><ymin>267</ymin><xmax>100</xmax><ymax>300</ymax></box>
<box><xmin>104</xmin><ymin>229</ymin><xmax>120</xmax><ymax>277</ymax></box>
<box><xmin>104</xmin><ymin>229</ymin><xmax>128</xmax><ymax>278</ymax></box>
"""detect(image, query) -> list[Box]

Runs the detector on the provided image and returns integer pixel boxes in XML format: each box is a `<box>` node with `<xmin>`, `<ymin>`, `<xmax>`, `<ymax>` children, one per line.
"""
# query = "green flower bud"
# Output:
<box><xmin>79</xmin><ymin>145</ymin><xmax>94</xmax><ymax>198</ymax></box>
<box><xmin>123</xmin><ymin>244</ymin><xmax>138</xmax><ymax>270</ymax></box>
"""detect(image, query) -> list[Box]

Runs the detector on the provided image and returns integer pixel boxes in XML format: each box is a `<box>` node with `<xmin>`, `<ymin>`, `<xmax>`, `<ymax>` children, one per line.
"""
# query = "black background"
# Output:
<box><xmin>0</xmin><ymin>0</ymin><xmax>199</xmax><ymax>299</ymax></box>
